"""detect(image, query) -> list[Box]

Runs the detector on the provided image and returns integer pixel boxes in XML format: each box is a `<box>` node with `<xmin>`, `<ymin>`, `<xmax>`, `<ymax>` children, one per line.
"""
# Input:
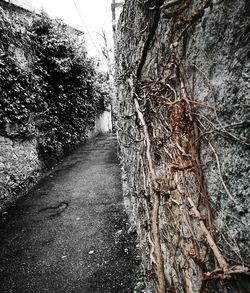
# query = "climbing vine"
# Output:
<box><xmin>116</xmin><ymin>0</ymin><xmax>250</xmax><ymax>292</ymax></box>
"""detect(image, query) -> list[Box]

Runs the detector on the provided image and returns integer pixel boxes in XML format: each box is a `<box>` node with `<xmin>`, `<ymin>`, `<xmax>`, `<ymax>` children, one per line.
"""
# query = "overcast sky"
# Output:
<box><xmin>11</xmin><ymin>0</ymin><xmax>114</xmax><ymax>59</ymax></box>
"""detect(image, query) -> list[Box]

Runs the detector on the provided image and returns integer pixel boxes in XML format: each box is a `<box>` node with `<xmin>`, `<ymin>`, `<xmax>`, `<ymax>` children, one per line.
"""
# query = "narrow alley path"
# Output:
<box><xmin>0</xmin><ymin>134</ymin><xmax>138</xmax><ymax>293</ymax></box>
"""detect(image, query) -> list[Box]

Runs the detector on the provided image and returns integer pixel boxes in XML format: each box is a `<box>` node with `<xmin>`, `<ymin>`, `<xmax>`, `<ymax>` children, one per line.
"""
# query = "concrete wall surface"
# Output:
<box><xmin>95</xmin><ymin>109</ymin><xmax>113</xmax><ymax>134</ymax></box>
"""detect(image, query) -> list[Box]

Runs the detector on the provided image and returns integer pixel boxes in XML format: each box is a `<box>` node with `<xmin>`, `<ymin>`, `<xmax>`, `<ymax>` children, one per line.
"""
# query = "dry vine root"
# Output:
<box><xmin>188</xmin><ymin>197</ymin><xmax>250</xmax><ymax>279</ymax></box>
<box><xmin>129</xmin><ymin>78</ymin><xmax>167</xmax><ymax>293</ymax></box>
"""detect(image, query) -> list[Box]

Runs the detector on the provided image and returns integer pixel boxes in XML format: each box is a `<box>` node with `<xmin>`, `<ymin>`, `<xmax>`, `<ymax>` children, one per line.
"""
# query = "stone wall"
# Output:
<box><xmin>0</xmin><ymin>136</ymin><xmax>40</xmax><ymax>209</ymax></box>
<box><xmin>115</xmin><ymin>0</ymin><xmax>250</xmax><ymax>292</ymax></box>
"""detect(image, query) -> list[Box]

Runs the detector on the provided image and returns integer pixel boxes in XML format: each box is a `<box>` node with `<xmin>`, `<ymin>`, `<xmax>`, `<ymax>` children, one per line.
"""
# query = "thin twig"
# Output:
<box><xmin>208</xmin><ymin>142</ymin><xmax>237</xmax><ymax>204</ymax></box>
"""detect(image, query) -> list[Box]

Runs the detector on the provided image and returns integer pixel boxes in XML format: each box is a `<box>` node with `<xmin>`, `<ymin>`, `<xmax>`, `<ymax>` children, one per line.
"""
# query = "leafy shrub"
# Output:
<box><xmin>0</xmin><ymin>10</ymin><xmax>111</xmax><ymax>164</ymax></box>
<box><xmin>30</xmin><ymin>14</ymin><xmax>98</xmax><ymax>153</ymax></box>
<box><xmin>0</xmin><ymin>8</ymin><xmax>35</xmax><ymax>136</ymax></box>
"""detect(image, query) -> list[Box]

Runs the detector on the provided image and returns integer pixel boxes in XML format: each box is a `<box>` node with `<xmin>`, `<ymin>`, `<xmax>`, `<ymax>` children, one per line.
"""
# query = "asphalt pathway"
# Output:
<box><xmin>0</xmin><ymin>134</ymin><xmax>138</xmax><ymax>293</ymax></box>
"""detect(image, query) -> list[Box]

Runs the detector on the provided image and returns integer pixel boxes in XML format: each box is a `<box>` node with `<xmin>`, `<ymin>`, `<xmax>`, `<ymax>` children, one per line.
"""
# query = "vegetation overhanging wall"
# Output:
<box><xmin>0</xmin><ymin>5</ymin><xmax>111</xmax><ymax>209</ymax></box>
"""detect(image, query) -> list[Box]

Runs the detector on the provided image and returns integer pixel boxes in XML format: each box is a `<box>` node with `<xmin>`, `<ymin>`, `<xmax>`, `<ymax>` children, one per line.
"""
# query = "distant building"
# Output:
<box><xmin>0</xmin><ymin>0</ymin><xmax>84</xmax><ymax>38</ymax></box>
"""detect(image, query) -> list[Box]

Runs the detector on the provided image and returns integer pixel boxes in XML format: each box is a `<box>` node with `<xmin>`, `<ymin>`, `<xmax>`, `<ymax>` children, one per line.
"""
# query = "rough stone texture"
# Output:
<box><xmin>0</xmin><ymin>136</ymin><xmax>40</xmax><ymax>208</ymax></box>
<box><xmin>115</xmin><ymin>0</ymin><xmax>250</xmax><ymax>292</ymax></box>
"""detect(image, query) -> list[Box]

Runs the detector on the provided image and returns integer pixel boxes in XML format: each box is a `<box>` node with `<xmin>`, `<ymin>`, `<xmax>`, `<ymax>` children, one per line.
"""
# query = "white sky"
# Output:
<box><xmin>11</xmin><ymin>0</ymin><xmax>114</xmax><ymax>59</ymax></box>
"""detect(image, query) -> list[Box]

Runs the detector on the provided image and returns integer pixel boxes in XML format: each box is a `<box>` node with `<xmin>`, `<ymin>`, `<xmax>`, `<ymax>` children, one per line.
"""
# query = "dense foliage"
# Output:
<box><xmin>0</xmin><ymin>9</ymin><xmax>110</xmax><ymax>162</ymax></box>
<box><xmin>0</xmin><ymin>10</ymin><xmax>34</xmax><ymax>135</ymax></box>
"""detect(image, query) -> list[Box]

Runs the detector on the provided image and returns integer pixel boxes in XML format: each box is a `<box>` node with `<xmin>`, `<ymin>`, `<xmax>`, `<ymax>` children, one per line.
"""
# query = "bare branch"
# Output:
<box><xmin>187</xmin><ymin>197</ymin><xmax>230</xmax><ymax>271</ymax></box>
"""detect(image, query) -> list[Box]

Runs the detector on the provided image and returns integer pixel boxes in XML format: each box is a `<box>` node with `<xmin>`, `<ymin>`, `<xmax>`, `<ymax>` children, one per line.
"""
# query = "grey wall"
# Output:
<box><xmin>115</xmin><ymin>0</ymin><xmax>250</xmax><ymax>292</ymax></box>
